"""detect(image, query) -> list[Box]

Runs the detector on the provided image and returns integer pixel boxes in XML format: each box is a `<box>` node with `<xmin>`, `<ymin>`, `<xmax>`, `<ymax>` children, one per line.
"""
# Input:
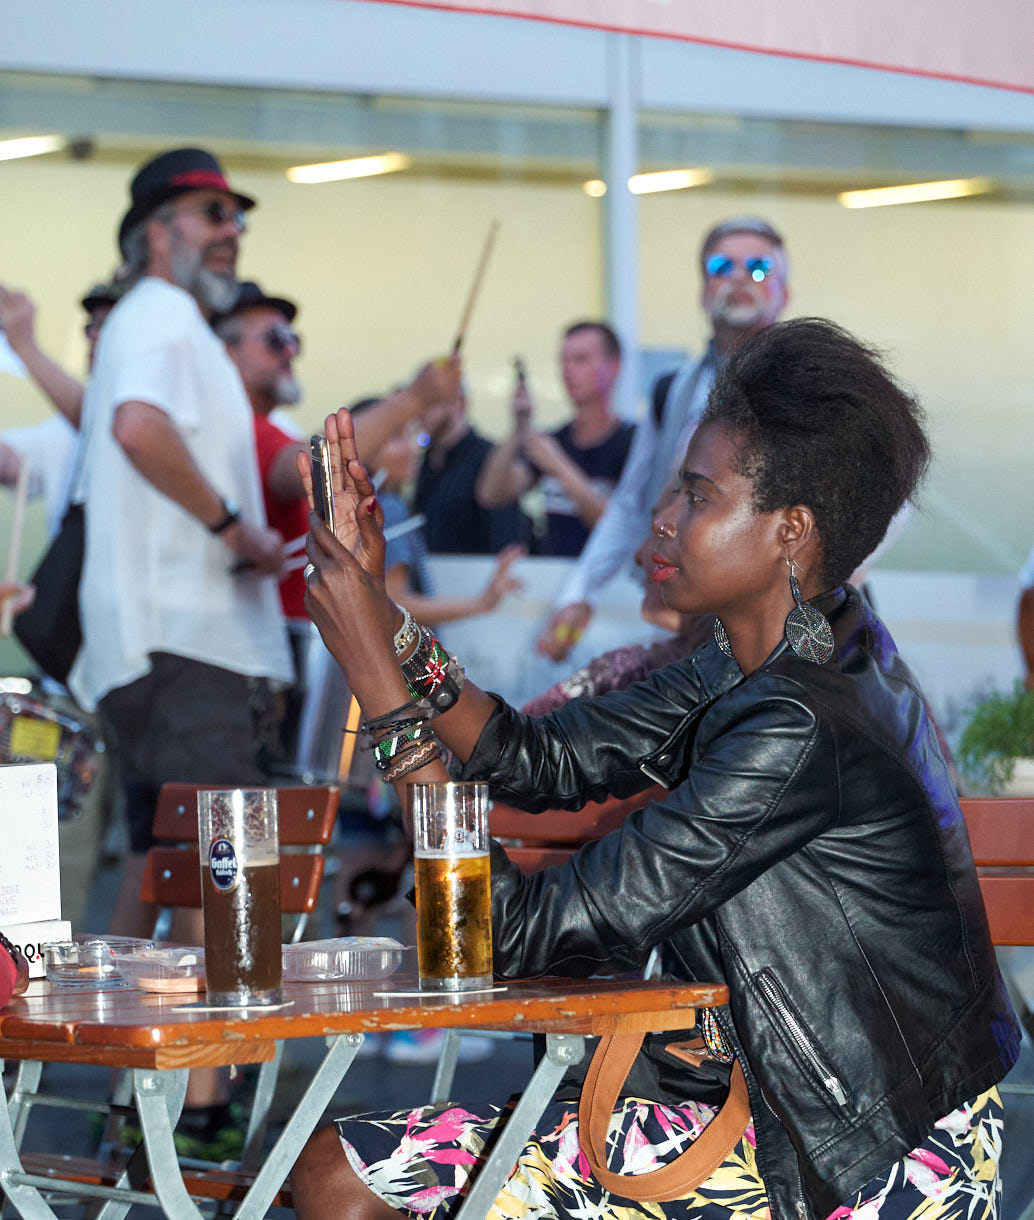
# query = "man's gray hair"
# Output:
<box><xmin>120</xmin><ymin>203</ymin><xmax>176</xmax><ymax>285</ymax></box>
<box><xmin>699</xmin><ymin>216</ymin><xmax>786</xmax><ymax>273</ymax></box>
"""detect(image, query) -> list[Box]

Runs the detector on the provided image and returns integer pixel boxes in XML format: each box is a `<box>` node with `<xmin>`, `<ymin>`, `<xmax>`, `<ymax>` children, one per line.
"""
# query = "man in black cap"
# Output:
<box><xmin>68</xmin><ymin>147</ymin><xmax>294</xmax><ymax>934</ymax></box>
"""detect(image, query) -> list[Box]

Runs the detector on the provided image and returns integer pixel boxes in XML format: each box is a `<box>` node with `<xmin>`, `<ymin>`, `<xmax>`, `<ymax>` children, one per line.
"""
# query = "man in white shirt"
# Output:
<box><xmin>71</xmin><ymin>147</ymin><xmax>293</xmax><ymax>931</ymax></box>
<box><xmin>537</xmin><ymin>217</ymin><xmax>789</xmax><ymax>660</ymax></box>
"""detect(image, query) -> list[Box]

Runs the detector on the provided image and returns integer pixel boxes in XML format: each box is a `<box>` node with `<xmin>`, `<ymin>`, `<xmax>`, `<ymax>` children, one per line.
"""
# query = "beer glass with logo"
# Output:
<box><xmin>410</xmin><ymin>781</ymin><xmax>493</xmax><ymax>991</ymax></box>
<box><xmin>197</xmin><ymin>788</ymin><xmax>283</xmax><ymax>1006</ymax></box>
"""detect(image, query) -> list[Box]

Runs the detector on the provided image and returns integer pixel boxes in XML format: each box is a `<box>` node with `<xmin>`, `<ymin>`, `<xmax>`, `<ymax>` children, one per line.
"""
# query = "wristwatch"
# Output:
<box><xmin>208</xmin><ymin>497</ymin><xmax>241</xmax><ymax>535</ymax></box>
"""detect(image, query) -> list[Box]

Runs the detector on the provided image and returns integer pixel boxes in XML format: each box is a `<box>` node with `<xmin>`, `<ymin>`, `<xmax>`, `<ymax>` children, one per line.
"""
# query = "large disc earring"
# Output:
<box><xmin>713</xmin><ymin>618</ymin><xmax>734</xmax><ymax>659</ymax></box>
<box><xmin>784</xmin><ymin>561</ymin><xmax>834</xmax><ymax>664</ymax></box>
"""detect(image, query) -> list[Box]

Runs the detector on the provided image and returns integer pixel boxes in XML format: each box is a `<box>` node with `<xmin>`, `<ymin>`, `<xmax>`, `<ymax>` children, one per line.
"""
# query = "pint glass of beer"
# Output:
<box><xmin>197</xmin><ymin>788</ymin><xmax>283</xmax><ymax>1006</ymax></box>
<box><xmin>410</xmin><ymin>781</ymin><xmax>492</xmax><ymax>991</ymax></box>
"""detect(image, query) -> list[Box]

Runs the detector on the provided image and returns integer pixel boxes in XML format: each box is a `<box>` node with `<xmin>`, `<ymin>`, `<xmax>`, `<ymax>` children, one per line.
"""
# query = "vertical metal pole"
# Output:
<box><xmin>604</xmin><ymin>32</ymin><xmax>641</xmax><ymax>421</ymax></box>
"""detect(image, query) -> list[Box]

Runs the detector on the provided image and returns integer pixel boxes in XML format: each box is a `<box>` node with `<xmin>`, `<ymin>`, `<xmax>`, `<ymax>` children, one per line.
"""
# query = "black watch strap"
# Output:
<box><xmin>208</xmin><ymin>497</ymin><xmax>241</xmax><ymax>535</ymax></box>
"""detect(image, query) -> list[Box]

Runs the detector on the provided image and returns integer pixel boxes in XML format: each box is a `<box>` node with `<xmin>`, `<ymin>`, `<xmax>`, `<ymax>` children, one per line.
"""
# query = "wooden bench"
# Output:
<box><xmin>17</xmin><ymin>1152</ymin><xmax>294</xmax><ymax>1209</ymax></box>
<box><xmin>489</xmin><ymin>785</ymin><xmax>667</xmax><ymax>873</ymax></box>
<box><xmin>141</xmin><ymin>782</ymin><xmax>340</xmax><ymax>940</ymax></box>
<box><xmin>960</xmin><ymin>797</ymin><xmax>1034</xmax><ymax>1039</ymax></box>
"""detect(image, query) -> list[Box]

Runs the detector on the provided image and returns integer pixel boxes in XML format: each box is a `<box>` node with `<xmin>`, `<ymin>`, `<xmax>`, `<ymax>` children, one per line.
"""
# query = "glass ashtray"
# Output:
<box><xmin>44</xmin><ymin>937</ymin><xmax>150</xmax><ymax>989</ymax></box>
<box><xmin>282</xmin><ymin>937</ymin><xmax>404</xmax><ymax>982</ymax></box>
<box><xmin>112</xmin><ymin>947</ymin><xmax>206</xmax><ymax>994</ymax></box>
<box><xmin>74</xmin><ymin>934</ymin><xmax>155</xmax><ymax>954</ymax></box>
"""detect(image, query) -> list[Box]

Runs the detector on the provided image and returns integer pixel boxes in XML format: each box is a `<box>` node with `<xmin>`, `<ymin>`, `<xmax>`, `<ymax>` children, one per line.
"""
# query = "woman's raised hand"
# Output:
<box><xmin>296</xmin><ymin>408</ymin><xmax>386</xmax><ymax>582</ymax></box>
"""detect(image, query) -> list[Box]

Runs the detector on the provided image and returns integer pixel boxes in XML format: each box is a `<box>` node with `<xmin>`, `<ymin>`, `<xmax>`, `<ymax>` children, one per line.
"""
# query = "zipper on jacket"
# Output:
<box><xmin>756</xmin><ymin>970</ymin><xmax>848</xmax><ymax>1108</ymax></box>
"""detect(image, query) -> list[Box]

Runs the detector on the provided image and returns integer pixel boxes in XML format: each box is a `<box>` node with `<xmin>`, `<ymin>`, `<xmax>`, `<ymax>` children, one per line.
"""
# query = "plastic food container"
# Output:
<box><xmin>112</xmin><ymin>947</ymin><xmax>206</xmax><ymax>994</ymax></box>
<box><xmin>44</xmin><ymin>937</ymin><xmax>151</xmax><ymax>988</ymax></box>
<box><xmin>282</xmin><ymin>938</ymin><xmax>404</xmax><ymax>982</ymax></box>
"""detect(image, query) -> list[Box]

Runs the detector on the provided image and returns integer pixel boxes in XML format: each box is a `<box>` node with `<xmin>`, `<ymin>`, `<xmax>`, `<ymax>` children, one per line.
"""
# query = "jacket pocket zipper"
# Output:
<box><xmin>756</xmin><ymin>970</ymin><xmax>848</xmax><ymax>1107</ymax></box>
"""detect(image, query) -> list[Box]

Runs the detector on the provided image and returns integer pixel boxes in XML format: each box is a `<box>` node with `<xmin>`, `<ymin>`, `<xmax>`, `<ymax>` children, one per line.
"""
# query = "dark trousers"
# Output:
<box><xmin>100</xmin><ymin>651</ymin><xmax>272</xmax><ymax>852</ymax></box>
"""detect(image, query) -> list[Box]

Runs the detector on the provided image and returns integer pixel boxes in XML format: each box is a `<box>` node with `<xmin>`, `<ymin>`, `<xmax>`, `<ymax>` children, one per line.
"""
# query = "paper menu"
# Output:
<box><xmin>0</xmin><ymin>762</ymin><xmax>61</xmax><ymax>923</ymax></box>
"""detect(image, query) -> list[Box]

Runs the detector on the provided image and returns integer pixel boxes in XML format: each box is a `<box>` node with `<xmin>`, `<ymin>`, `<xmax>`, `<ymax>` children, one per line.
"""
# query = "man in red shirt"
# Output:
<box><xmin>215</xmin><ymin>283</ymin><xmax>465</xmax><ymax>619</ymax></box>
<box><xmin>213</xmin><ymin>282</ymin><xmax>309</xmax><ymax>616</ymax></box>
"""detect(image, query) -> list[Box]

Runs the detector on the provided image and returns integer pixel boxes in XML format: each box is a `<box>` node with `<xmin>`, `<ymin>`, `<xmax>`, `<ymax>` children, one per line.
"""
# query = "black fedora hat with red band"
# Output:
<box><xmin>118</xmin><ymin>147</ymin><xmax>255</xmax><ymax>254</ymax></box>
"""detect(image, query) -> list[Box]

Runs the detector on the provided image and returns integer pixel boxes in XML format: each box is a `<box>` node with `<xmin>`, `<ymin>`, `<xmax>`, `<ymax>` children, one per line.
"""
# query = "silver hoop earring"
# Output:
<box><xmin>713</xmin><ymin>618</ymin><xmax>734</xmax><ymax>659</ymax></box>
<box><xmin>784</xmin><ymin>560</ymin><xmax>833</xmax><ymax>664</ymax></box>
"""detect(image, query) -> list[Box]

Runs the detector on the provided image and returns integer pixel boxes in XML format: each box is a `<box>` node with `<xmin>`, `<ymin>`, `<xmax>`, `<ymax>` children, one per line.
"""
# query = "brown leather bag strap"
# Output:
<box><xmin>577</xmin><ymin>1029</ymin><xmax>750</xmax><ymax>1203</ymax></box>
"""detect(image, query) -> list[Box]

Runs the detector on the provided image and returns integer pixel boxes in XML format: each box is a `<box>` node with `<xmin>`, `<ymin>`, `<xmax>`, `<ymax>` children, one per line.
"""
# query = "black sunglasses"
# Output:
<box><xmin>172</xmin><ymin>200</ymin><xmax>248</xmax><ymax>233</ymax></box>
<box><xmin>263</xmin><ymin>327</ymin><xmax>301</xmax><ymax>356</ymax></box>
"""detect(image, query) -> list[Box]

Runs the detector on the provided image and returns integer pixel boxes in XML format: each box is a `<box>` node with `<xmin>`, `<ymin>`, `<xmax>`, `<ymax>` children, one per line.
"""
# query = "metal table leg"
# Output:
<box><xmin>237</xmin><ymin>1040</ymin><xmax>284</xmax><ymax>1175</ymax></box>
<box><xmin>131</xmin><ymin>1068</ymin><xmax>200</xmax><ymax>1220</ymax></box>
<box><xmin>0</xmin><ymin>1059</ymin><xmax>61</xmax><ymax>1220</ymax></box>
<box><xmin>7</xmin><ymin>1062</ymin><xmax>42</xmax><ymax>1147</ymax></box>
<box><xmin>231</xmin><ymin>1032</ymin><xmax>362</xmax><ymax>1220</ymax></box>
<box><xmin>454</xmin><ymin>1033</ymin><xmax>585</xmax><ymax>1220</ymax></box>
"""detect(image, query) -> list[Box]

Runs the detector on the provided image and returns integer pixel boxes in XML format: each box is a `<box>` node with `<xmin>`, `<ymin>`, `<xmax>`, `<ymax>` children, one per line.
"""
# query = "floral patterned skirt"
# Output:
<box><xmin>333</xmin><ymin>1086</ymin><xmax>1003</xmax><ymax>1220</ymax></box>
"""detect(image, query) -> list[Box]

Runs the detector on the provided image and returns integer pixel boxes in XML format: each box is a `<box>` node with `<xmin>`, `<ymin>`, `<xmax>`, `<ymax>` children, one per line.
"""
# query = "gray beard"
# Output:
<box><xmin>712</xmin><ymin>299</ymin><xmax>766</xmax><ymax>329</ymax></box>
<box><xmin>193</xmin><ymin>267</ymin><xmax>239</xmax><ymax>314</ymax></box>
<box><xmin>170</xmin><ymin>246</ymin><xmax>239</xmax><ymax>314</ymax></box>
<box><xmin>710</xmin><ymin>283</ymin><xmax>768</xmax><ymax>330</ymax></box>
<box><xmin>273</xmin><ymin>374</ymin><xmax>302</xmax><ymax>406</ymax></box>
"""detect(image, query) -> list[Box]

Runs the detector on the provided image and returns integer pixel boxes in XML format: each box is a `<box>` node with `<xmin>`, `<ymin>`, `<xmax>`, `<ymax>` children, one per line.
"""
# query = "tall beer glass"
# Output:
<box><xmin>197</xmin><ymin>788</ymin><xmax>283</xmax><ymax>1006</ymax></box>
<box><xmin>410</xmin><ymin>781</ymin><xmax>493</xmax><ymax>991</ymax></box>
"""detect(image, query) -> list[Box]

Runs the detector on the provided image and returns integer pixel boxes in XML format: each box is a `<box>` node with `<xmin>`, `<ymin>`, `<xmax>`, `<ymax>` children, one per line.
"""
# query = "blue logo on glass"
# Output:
<box><xmin>209</xmin><ymin>837</ymin><xmax>239</xmax><ymax>892</ymax></box>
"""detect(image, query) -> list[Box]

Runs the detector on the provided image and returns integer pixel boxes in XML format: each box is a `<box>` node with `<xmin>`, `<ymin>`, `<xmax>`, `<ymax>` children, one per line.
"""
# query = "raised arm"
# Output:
<box><xmin>0</xmin><ymin>285</ymin><xmax>85</xmax><ymax>428</ymax></box>
<box><xmin>350</xmin><ymin>355</ymin><xmax>461</xmax><ymax>458</ymax></box>
<box><xmin>521</xmin><ymin>430</ymin><xmax>610</xmax><ymax>528</ymax></box>
<box><xmin>475</xmin><ymin>381</ymin><xmax>536</xmax><ymax>508</ymax></box>
<box><xmin>299</xmin><ymin>407</ymin><xmax>500</xmax><ymax>788</ymax></box>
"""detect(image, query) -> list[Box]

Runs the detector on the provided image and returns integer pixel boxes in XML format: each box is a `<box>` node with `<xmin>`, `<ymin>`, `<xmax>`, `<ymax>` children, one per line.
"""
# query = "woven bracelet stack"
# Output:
<box><xmin>358</xmin><ymin>610</ymin><xmax>466</xmax><ymax>784</ymax></box>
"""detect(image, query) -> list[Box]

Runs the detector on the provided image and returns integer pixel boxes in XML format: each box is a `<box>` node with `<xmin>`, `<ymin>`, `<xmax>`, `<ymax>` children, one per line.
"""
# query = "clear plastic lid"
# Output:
<box><xmin>281</xmin><ymin>938</ymin><xmax>404</xmax><ymax>982</ymax></box>
<box><xmin>112</xmin><ymin>947</ymin><xmax>206</xmax><ymax>993</ymax></box>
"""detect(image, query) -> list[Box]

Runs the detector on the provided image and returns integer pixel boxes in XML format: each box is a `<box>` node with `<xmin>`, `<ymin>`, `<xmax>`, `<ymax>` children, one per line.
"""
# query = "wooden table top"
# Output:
<box><xmin>0</xmin><ymin>973</ymin><xmax>727</xmax><ymax>1070</ymax></box>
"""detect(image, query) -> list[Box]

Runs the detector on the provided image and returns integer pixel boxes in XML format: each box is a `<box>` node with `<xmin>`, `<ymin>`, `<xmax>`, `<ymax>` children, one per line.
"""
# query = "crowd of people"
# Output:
<box><xmin>0</xmin><ymin>142</ymin><xmax>1025</xmax><ymax>1219</ymax></box>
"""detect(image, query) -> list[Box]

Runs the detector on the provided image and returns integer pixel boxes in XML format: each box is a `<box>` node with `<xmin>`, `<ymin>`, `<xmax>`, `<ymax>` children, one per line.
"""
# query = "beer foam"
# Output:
<box><xmin>237</xmin><ymin>849</ymin><xmax>279</xmax><ymax>867</ymax></box>
<box><xmin>414</xmin><ymin>846</ymin><xmax>489</xmax><ymax>859</ymax></box>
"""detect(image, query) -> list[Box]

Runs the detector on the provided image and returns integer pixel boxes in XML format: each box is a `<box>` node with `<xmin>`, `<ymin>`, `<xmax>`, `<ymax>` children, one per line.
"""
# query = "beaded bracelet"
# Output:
<box><xmin>404</xmin><ymin>634</ymin><xmax>453</xmax><ymax>701</ymax></box>
<box><xmin>699</xmin><ymin>1007</ymin><xmax>735</xmax><ymax>1064</ymax></box>
<box><xmin>393</xmin><ymin>605</ymin><xmax>419</xmax><ymax>657</ymax></box>
<box><xmin>400</xmin><ymin>624</ymin><xmax>436</xmax><ymax>681</ymax></box>
<box><xmin>383</xmin><ymin>736</ymin><xmax>444</xmax><ymax>783</ymax></box>
<box><xmin>401</xmin><ymin>626</ymin><xmax>466</xmax><ymax>711</ymax></box>
<box><xmin>371</xmin><ymin>725</ymin><xmax>427</xmax><ymax>770</ymax></box>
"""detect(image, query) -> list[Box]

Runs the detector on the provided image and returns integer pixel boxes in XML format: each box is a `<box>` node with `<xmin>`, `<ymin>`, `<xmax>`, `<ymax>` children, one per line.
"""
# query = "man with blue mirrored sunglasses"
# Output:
<box><xmin>539</xmin><ymin>216</ymin><xmax>789</xmax><ymax>661</ymax></box>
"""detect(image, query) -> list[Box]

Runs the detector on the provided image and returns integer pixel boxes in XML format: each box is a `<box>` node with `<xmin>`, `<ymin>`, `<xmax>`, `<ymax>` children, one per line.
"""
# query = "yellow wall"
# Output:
<box><xmin>3</xmin><ymin>155</ymin><xmax>1034</xmax><ymax>677</ymax></box>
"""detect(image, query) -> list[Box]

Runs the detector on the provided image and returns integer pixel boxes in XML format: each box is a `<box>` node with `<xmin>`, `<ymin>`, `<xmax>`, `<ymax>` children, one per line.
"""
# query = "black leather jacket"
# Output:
<box><xmin>457</xmin><ymin>587</ymin><xmax>1019</xmax><ymax>1220</ymax></box>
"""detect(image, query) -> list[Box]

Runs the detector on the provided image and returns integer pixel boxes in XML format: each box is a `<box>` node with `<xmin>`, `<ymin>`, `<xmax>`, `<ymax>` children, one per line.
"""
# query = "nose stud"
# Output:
<box><xmin>655</xmin><ymin>521</ymin><xmax>675</xmax><ymax>539</ymax></box>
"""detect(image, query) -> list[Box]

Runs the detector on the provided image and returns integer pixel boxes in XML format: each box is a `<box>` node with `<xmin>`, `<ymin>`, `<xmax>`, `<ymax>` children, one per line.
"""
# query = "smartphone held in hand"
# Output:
<box><xmin>309</xmin><ymin>435</ymin><xmax>336</xmax><ymax>532</ymax></box>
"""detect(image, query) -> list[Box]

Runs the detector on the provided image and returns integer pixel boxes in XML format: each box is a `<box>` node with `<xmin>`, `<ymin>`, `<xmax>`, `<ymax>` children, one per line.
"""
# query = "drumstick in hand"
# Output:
<box><xmin>452</xmin><ymin>220</ymin><xmax>499</xmax><ymax>355</ymax></box>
